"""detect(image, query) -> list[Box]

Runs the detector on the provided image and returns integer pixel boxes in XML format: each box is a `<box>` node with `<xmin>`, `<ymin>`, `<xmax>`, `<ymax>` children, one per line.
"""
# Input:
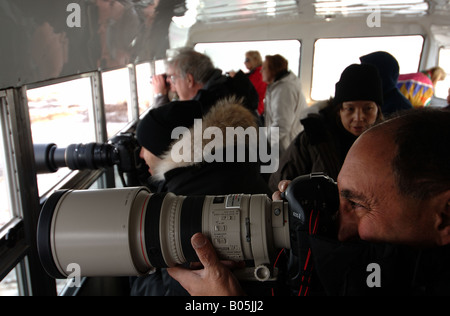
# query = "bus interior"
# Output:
<box><xmin>0</xmin><ymin>0</ymin><xmax>449</xmax><ymax>296</ymax></box>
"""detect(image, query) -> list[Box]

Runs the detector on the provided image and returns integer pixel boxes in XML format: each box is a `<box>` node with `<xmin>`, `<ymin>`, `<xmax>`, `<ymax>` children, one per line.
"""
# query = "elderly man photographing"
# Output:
<box><xmin>164</xmin><ymin>47</ymin><xmax>259</xmax><ymax>115</ymax></box>
<box><xmin>168</xmin><ymin>108</ymin><xmax>450</xmax><ymax>296</ymax></box>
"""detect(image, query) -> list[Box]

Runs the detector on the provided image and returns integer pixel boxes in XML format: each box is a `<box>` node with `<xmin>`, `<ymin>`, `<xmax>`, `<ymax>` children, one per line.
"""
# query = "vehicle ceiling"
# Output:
<box><xmin>164</xmin><ymin>0</ymin><xmax>450</xmax><ymax>49</ymax></box>
<box><xmin>1</xmin><ymin>0</ymin><xmax>449</xmax><ymax>90</ymax></box>
<box><xmin>174</xmin><ymin>0</ymin><xmax>450</xmax><ymax>24</ymax></box>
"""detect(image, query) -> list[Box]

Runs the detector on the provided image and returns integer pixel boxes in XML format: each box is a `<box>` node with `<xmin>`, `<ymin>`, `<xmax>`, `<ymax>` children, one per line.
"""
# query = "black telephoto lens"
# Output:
<box><xmin>65</xmin><ymin>143</ymin><xmax>119</xmax><ymax>170</ymax></box>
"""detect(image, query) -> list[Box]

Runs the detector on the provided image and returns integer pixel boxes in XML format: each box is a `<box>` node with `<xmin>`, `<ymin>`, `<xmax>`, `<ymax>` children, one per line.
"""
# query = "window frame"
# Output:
<box><xmin>0</xmin><ymin>91</ymin><xmax>24</xmax><ymax>237</ymax></box>
<box><xmin>0</xmin><ymin>87</ymin><xmax>55</xmax><ymax>295</ymax></box>
<box><xmin>0</xmin><ymin>65</ymin><xmax>143</xmax><ymax>295</ymax></box>
<box><xmin>0</xmin><ymin>93</ymin><xmax>19</xmax><ymax>233</ymax></box>
<box><xmin>194</xmin><ymin>39</ymin><xmax>303</xmax><ymax>77</ymax></box>
<box><xmin>24</xmin><ymin>67</ymin><xmax>142</xmax><ymax>199</ymax></box>
<box><xmin>26</xmin><ymin>74</ymin><xmax>100</xmax><ymax>198</ymax></box>
<box><xmin>101</xmin><ymin>66</ymin><xmax>140</xmax><ymax>139</ymax></box>
<box><xmin>310</xmin><ymin>35</ymin><xmax>425</xmax><ymax>101</ymax></box>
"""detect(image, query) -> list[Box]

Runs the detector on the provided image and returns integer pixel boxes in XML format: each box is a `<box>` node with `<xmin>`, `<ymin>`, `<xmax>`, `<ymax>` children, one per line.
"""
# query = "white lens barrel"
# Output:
<box><xmin>38</xmin><ymin>189</ymin><xmax>291</xmax><ymax>281</ymax></box>
<box><xmin>49</xmin><ymin>187</ymin><xmax>151</xmax><ymax>277</ymax></box>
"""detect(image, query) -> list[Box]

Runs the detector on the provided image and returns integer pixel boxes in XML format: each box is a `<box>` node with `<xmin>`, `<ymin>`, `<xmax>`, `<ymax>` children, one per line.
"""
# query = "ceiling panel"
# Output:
<box><xmin>176</xmin><ymin>0</ymin><xmax>449</xmax><ymax>25</ymax></box>
<box><xmin>314</xmin><ymin>0</ymin><xmax>429</xmax><ymax>17</ymax></box>
<box><xmin>194</xmin><ymin>0</ymin><xmax>302</xmax><ymax>23</ymax></box>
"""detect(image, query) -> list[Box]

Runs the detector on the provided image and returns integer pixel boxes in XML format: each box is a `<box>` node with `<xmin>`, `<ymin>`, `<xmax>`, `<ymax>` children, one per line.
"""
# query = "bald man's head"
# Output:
<box><xmin>337</xmin><ymin>108</ymin><xmax>450</xmax><ymax>246</ymax></box>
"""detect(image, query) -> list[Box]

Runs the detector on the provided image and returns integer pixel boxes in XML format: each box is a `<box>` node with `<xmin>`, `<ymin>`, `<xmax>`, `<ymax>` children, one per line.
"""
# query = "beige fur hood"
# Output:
<box><xmin>152</xmin><ymin>98</ymin><xmax>259</xmax><ymax>181</ymax></box>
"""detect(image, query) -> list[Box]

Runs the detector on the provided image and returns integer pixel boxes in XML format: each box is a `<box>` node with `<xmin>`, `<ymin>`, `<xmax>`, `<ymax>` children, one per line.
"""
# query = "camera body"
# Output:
<box><xmin>284</xmin><ymin>173</ymin><xmax>339</xmax><ymax>256</ymax></box>
<box><xmin>37</xmin><ymin>173</ymin><xmax>338</xmax><ymax>283</ymax></box>
<box><xmin>109</xmin><ymin>133</ymin><xmax>144</xmax><ymax>174</ymax></box>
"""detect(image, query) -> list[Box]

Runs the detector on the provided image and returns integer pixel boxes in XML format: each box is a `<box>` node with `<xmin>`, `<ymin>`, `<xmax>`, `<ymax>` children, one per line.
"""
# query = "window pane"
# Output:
<box><xmin>27</xmin><ymin>77</ymin><xmax>96</xmax><ymax>196</ymax></box>
<box><xmin>136</xmin><ymin>63</ymin><xmax>152</xmax><ymax>115</ymax></box>
<box><xmin>435</xmin><ymin>48</ymin><xmax>450</xmax><ymax>99</ymax></box>
<box><xmin>0</xmin><ymin>268</ymin><xmax>18</xmax><ymax>296</ymax></box>
<box><xmin>312</xmin><ymin>36</ymin><xmax>424</xmax><ymax>101</ymax></box>
<box><xmin>136</xmin><ymin>60</ymin><xmax>171</xmax><ymax>114</ymax></box>
<box><xmin>195</xmin><ymin>40</ymin><xmax>301</xmax><ymax>77</ymax></box>
<box><xmin>0</xmin><ymin>126</ymin><xmax>12</xmax><ymax>228</ymax></box>
<box><xmin>102</xmin><ymin>68</ymin><xmax>132</xmax><ymax>138</ymax></box>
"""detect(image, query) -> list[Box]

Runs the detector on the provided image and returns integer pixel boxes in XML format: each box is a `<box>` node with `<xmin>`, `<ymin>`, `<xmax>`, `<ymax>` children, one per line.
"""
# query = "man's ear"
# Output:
<box><xmin>186</xmin><ymin>73</ymin><xmax>195</xmax><ymax>88</ymax></box>
<box><xmin>436</xmin><ymin>190</ymin><xmax>450</xmax><ymax>246</ymax></box>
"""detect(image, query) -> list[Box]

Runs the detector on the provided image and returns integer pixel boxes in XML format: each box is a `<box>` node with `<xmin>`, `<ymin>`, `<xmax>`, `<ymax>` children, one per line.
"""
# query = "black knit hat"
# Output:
<box><xmin>136</xmin><ymin>100</ymin><xmax>203</xmax><ymax>157</ymax></box>
<box><xmin>334</xmin><ymin>64</ymin><xmax>384</xmax><ymax>106</ymax></box>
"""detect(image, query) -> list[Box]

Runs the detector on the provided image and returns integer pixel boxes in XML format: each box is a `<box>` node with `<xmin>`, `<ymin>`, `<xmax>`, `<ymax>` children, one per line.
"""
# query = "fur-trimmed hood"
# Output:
<box><xmin>152</xmin><ymin>98</ymin><xmax>259</xmax><ymax>181</ymax></box>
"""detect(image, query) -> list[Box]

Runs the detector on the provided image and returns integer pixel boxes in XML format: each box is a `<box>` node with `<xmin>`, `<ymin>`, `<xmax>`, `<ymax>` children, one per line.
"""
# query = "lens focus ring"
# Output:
<box><xmin>159</xmin><ymin>194</ymin><xmax>186</xmax><ymax>267</ymax></box>
<box><xmin>168</xmin><ymin>196</ymin><xmax>183</xmax><ymax>265</ymax></box>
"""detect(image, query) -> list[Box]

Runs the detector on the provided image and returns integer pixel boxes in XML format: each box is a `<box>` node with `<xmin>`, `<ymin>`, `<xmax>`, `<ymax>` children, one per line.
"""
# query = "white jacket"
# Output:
<box><xmin>264</xmin><ymin>72</ymin><xmax>307</xmax><ymax>154</ymax></box>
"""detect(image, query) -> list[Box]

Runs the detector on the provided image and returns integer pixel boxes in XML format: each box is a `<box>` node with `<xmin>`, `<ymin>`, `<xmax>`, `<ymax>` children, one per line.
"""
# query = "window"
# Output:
<box><xmin>0</xmin><ymin>267</ymin><xmax>19</xmax><ymax>296</ymax></box>
<box><xmin>0</xmin><ymin>121</ymin><xmax>12</xmax><ymax>229</ymax></box>
<box><xmin>195</xmin><ymin>40</ymin><xmax>302</xmax><ymax>76</ymax></box>
<box><xmin>102</xmin><ymin>68</ymin><xmax>133</xmax><ymax>138</ymax></box>
<box><xmin>311</xmin><ymin>35</ymin><xmax>424</xmax><ymax>100</ymax></box>
<box><xmin>27</xmin><ymin>77</ymin><xmax>96</xmax><ymax>196</ymax></box>
<box><xmin>136</xmin><ymin>60</ymin><xmax>177</xmax><ymax>114</ymax></box>
<box><xmin>136</xmin><ymin>63</ymin><xmax>152</xmax><ymax>115</ymax></box>
<box><xmin>435</xmin><ymin>47</ymin><xmax>450</xmax><ymax>100</ymax></box>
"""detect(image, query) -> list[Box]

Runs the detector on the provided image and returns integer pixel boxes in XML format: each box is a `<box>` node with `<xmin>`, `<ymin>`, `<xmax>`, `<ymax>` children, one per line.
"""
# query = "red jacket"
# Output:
<box><xmin>247</xmin><ymin>66</ymin><xmax>267</xmax><ymax>115</ymax></box>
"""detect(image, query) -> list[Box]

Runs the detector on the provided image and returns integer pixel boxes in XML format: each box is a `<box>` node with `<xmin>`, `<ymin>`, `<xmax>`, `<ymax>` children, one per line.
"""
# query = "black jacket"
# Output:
<box><xmin>160</xmin><ymin>159</ymin><xmax>270</xmax><ymax>196</ymax></box>
<box><xmin>309</xmin><ymin>236</ymin><xmax>450</xmax><ymax>296</ymax></box>
<box><xmin>194</xmin><ymin>69</ymin><xmax>259</xmax><ymax>116</ymax></box>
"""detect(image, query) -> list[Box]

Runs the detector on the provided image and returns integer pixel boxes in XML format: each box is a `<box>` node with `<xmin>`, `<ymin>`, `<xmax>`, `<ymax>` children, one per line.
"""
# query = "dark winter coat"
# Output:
<box><xmin>194</xmin><ymin>69</ymin><xmax>259</xmax><ymax>116</ymax></box>
<box><xmin>309</xmin><ymin>236</ymin><xmax>450</xmax><ymax>295</ymax></box>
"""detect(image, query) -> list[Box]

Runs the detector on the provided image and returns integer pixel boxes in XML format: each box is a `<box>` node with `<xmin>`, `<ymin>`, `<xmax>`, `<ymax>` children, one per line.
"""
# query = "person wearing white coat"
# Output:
<box><xmin>262</xmin><ymin>54</ymin><xmax>308</xmax><ymax>163</ymax></box>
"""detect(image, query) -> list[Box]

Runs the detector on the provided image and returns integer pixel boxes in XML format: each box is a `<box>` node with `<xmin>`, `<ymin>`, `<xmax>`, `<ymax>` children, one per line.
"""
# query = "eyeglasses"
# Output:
<box><xmin>169</xmin><ymin>74</ymin><xmax>181</xmax><ymax>84</ymax></box>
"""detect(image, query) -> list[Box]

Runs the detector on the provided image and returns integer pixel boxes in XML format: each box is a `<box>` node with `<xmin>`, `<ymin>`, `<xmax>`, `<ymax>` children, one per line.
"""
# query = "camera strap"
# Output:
<box><xmin>296</xmin><ymin>207</ymin><xmax>321</xmax><ymax>296</ymax></box>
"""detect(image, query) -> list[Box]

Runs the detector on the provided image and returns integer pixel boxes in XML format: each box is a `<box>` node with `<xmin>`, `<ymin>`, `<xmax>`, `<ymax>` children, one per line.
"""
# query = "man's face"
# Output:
<box><xmin>337</xmin><ymin>130</ymin><xmax>439</xmax><ymax>246</ymax></box>
<box><xmin>165</xmin><ymin>65</ymin><xmax>177</xmax><ymax>93</ymax></box>
<box><xmin>169</xmin><ymin>71</ymin><xmax>197</xmax><ymax>101</ymax></box>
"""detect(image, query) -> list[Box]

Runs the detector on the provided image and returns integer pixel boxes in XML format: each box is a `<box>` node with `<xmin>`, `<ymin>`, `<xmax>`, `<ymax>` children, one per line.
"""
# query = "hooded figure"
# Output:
<box><xmin>149</xmin><ymin>98</ymin><xmax>270</xmax><ymax>196</ymax></box>
<box><xmin>269</xmin><ymin>64</ymin><xmax>384</xmax><ymax>191</ymax></box>
<box><xmin>360</xmin><ymin>51</ymin><xmax>412</xmax><ymax>117</ymax></box>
